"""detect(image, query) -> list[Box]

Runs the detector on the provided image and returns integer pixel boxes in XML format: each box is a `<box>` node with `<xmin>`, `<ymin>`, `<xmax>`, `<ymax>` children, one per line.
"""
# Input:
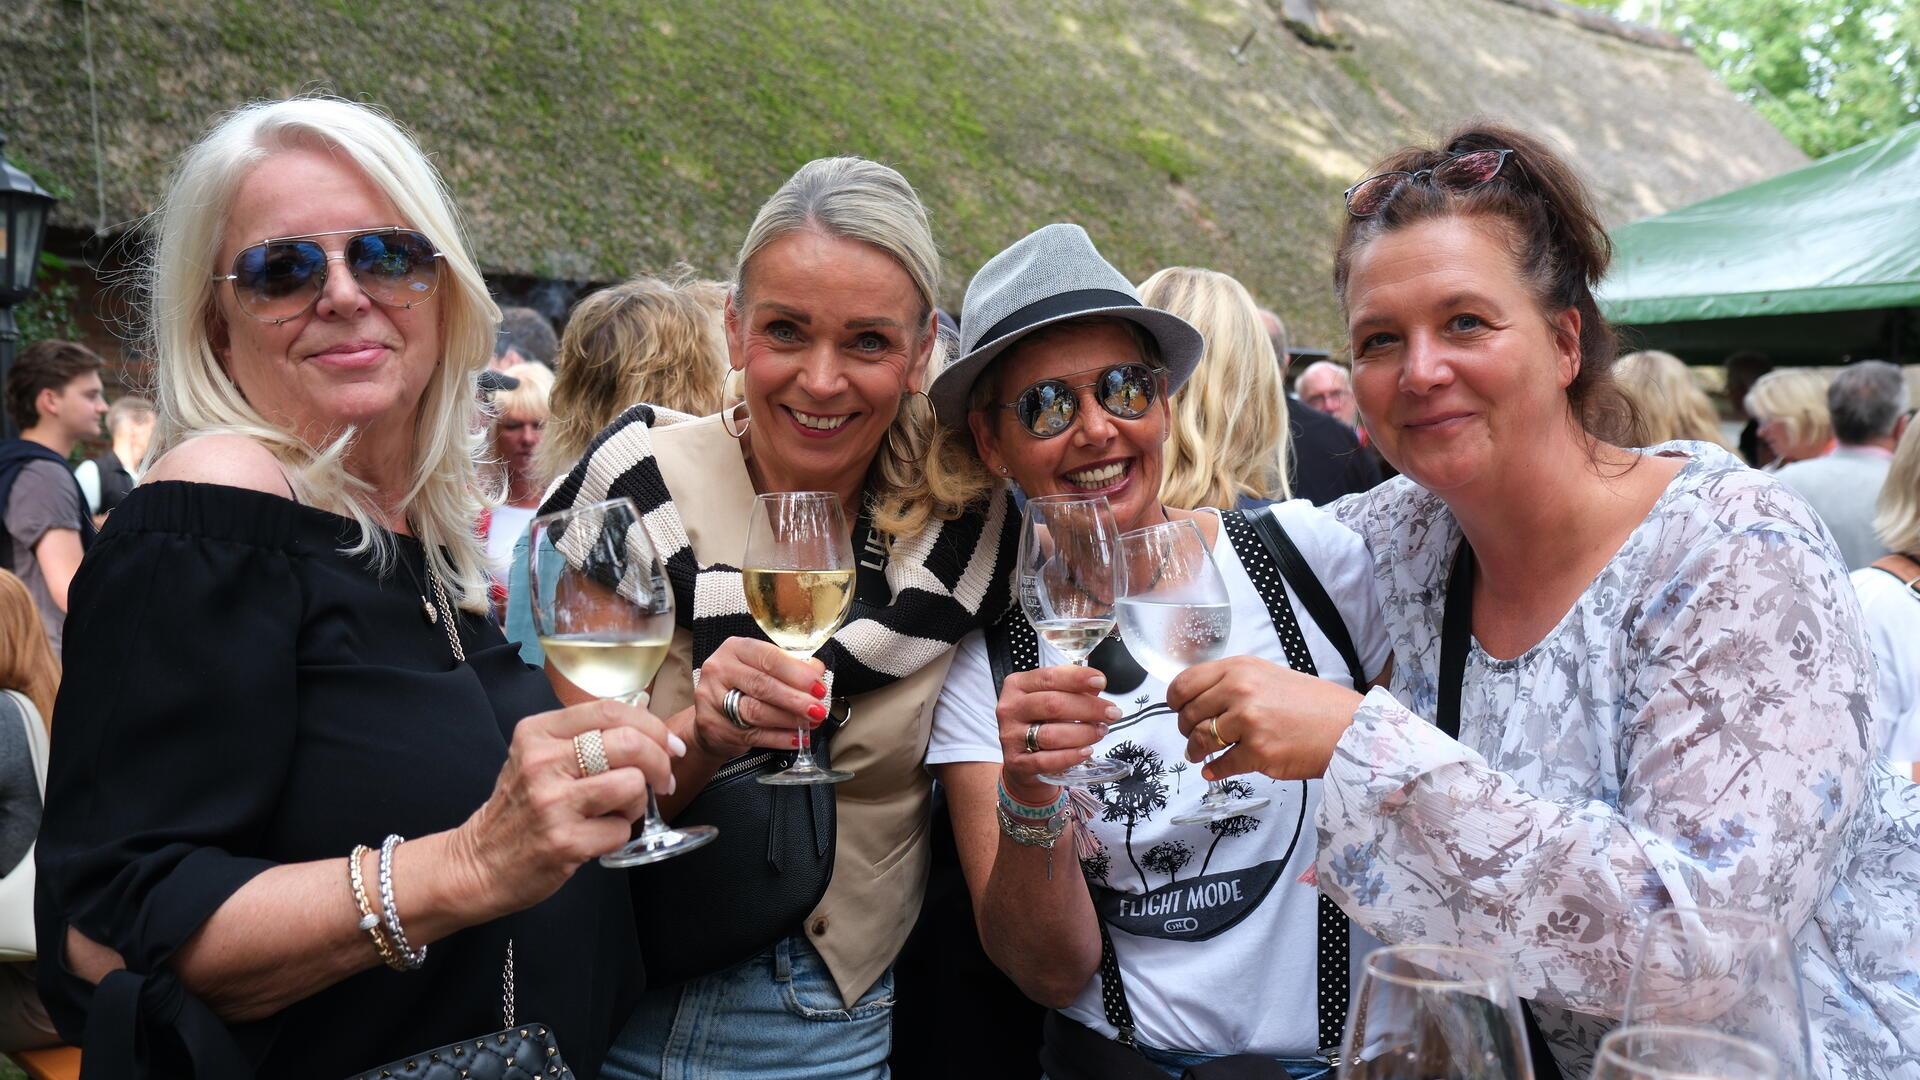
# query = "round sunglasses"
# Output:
<box><xmin>1343</xmin><ymin>148</ymin><xmax>1514</xmax><ymax>218</ymax></box>
<box><xmin>211</xmin><ymin>227</ymin><xmax>444</xmax><ymax>324</ymax></box>
<box><xmin>999</xmin><ymin>362</ymin><xmax>1162</xmax><ymax>439</ymax></box>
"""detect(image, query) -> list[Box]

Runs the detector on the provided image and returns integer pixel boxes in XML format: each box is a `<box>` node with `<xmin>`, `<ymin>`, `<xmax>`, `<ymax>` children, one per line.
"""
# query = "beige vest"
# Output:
<box><xmin>647</xmin><ymin>414</ymin><xmax>953</xmax><ymax>1005</ymax></box>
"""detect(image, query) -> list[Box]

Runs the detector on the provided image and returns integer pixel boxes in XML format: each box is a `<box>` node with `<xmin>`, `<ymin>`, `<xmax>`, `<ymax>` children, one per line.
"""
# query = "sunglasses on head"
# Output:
<box><xmin>211</xmin><ymin>227</ymin><xmax>444</xmax><ymax>324</ymax></box>
<box><xmin>1343</xmin><ymin>148</ymin><xmax>1514</xmax><ymax>218</ymax></box>
<box><xmin>999</xmin><ymin>362</ymin><xmax>1162</xmax><ymax>439</ymax></box>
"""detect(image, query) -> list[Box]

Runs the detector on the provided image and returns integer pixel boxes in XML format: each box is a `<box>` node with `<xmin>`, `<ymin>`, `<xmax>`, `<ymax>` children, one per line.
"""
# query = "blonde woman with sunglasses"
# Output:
<box><xmin>34</xmin><ymin>98</ymin><xmax>674</xmax><ymax>1078</ymax></box>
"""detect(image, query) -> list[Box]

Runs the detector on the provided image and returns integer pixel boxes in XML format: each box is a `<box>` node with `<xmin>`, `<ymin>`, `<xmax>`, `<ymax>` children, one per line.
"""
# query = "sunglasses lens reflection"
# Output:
<box><xmin>347</xmin><ymin>230</ymin><xmax>440</xmax><ymax>305</ymax></box>
<box><xmin>1018</xmin><ymin>382</ymin><xmax>1077</xmax><ymax>438</ymax></box>
<box><xmin>233</xmin><ymin>241</ymin><xmax>328</xmax><ymax>319</ymax></box>
<box><xmin>229</xmin><ymin>230</ymin><xmax>440</xmax><ymax>321</ymax></box>
<box><xmin>1434</xmin><ymin>148</ymin><xmax>1507</xmax><ymax>187</ymax></box>
<box><xmin>1346</xmin><ymin>173</ymin><xmax>1405</xmax><ymax>217</ymax></box>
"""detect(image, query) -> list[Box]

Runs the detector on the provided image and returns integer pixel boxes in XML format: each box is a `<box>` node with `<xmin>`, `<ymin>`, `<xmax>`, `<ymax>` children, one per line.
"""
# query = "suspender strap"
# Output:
<box><xmin>1869</xmin><ymin>552</ymin><xmax>1920</xmax><ymax>598</ymax></box>
<box><xmin>1096</xmin><ymin>921</ymin><xmax>1138</xmax><ymax>1047</ymax></box>
<box><xmin>1437</xmin><ymin>537</ymin><xmax>1566</xmax><ymax>1080</ymax></box>
<box><xmin>1224</xmin><ymin>509</ymin><xmax>1353</xmax><ymax>1059</ymax></box>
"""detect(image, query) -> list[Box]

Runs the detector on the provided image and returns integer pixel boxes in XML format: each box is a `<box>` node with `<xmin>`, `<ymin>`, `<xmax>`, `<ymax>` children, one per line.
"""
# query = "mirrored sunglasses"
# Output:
<box><xmin>212</xmin><ymin>227</ymin><xmax>443</xmax><ymax>324</ymax></box>
<box><xmin>1000</xmin><ymin>363</ymin><xmax>1161</xmax><ymax>439</ymax></box>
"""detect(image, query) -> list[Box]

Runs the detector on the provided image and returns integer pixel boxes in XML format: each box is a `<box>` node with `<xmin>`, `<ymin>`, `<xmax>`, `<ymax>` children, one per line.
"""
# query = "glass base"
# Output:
<box><xmin>758</xmin><ymin>762</ymin><xmax>854</xmax><ymax>785</ymax></box>
<box><xmin>1172</xmin><ymin>795</ymin><xmax>1271</xmax><ymax>825</ymax></box>
<box><xmin>600</xmin><ymin>822</ymin><xmax>719</xmax><ymax>867</ymax></box>
<box><xmin>1040</xmin><ymin>757</ymin><xmax>1134</xmax><ymax>787</ymax></box>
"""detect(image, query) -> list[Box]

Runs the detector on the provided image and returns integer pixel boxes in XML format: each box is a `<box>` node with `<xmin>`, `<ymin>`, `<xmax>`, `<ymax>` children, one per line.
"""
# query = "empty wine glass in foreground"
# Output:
<box><xmin>1590</xmin><ymin>1025</ymin><xmax>1781</xmax><ymax>1080</ymax></box>
<box><xmin>1018</xmin><ymin>493</ymin><xmax>1130</xmax><ymax>786</ymax></box>
<box><xmin>1339</xmin><ymin>944</ymin><xmax>1535</xmax><ymax>1080</ymax></box>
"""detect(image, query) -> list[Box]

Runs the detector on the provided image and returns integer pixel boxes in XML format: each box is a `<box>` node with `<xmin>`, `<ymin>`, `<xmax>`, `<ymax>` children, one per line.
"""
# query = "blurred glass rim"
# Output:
<box><xmin>1360</xmin><ymin>943</ymin><xmax>1516</xmax><ymax>991</ymax></box>
<box><xmin>1596</xmin><ymin>1024</ymin><xmax>1780</xmax><ymax>1074</ymax></box>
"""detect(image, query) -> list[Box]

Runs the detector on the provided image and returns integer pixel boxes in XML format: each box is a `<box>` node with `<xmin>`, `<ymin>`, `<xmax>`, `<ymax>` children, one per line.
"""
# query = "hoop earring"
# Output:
<box><xmin>722</xmin><ymin>368</ymin><xmax>750</xmax><ymax>439</ymax></box>
<box><xmin>722</xmin><ymin>398</ymin><xmax>750</xmax><ymax>439</ymax></box>
<box><xmin>878</xmin><ymin>391</ymin><xmax>928</xmax><ymax>477</ymax></box>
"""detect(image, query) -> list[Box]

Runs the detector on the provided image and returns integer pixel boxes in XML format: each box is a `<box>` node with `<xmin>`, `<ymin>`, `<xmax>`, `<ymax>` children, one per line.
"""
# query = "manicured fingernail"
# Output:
<box><xmin>791</xmin><ymin>732</ymin><xmax>805</xmax><ymax>748</ymax></box>
<box><xmin>667</xmin><ymin>731</ymin><xmax>689</xmax><ymax>758</ymax></box>
<box><xmin>1099</xmin><ymin>724</ymin><xmax>1111</xmax><ymax>737</ymax></box>
<box><xmin>811</xmin><ymin>681</ymin><xmax>829</xmax><ymax>699</ymax></box>
<box><xmin>666</xmin><ymin>774</ymin><xmax>677</xmax><ymax>796</ymax></box>
<box><xmin>1081</xmin><ymin>747</ymin><xmax>1095</xmax><ymax>759</ymax></box>
<box><xmin>1089</xmin><ymin>672</ymin><xmax>1107</xmax><ymax>690</ymax></box>
<box><xmin>807</xmin><ymin>703</ymin><xmax>828</xmax><ymax>722</ymax></box>
<box><xmin>1105</xmin><ymin>704</ymin><xmax>1121</xmax><ymax>721</ymax></box>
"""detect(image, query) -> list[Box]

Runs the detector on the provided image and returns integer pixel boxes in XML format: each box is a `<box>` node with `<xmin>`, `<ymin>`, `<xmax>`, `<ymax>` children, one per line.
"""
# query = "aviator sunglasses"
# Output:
<box><xmin>211</xmin><ymin>227</ymin><xmax>444</xmax><ymax>324</ymax></box>
<box><xmin>1000</xmin><ymin>362</ymin><xmax>1162</xmax><ymax>439</ymax></box>
<box><xmin>1343</xmin><ymin>147</ymin><xmax>1514</xmax><ymax>218</ymax></box>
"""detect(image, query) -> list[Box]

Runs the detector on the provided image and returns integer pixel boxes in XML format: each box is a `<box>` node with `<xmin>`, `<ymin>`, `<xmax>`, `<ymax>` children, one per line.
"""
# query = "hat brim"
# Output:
<box><xmin>929</xmin><ymin>304</ymin><xmax>1205</xmax><ymax>427</ymax></box>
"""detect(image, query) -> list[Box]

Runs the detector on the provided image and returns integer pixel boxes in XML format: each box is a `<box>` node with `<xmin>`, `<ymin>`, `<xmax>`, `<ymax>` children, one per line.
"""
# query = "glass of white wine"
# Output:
<box><xmin>743</xmin><ymin>491</ymin><xmax>857</xmax><ymax>786</ymax></box>
<box><xmin>1115</xmin><ymin>519</ymin><xmax>1267</xmax><ymax>824</ymax></box>
<box><xmin>528</xmin><ymin>497</ymin><xmax>718</xmax><ymax>866</ymax></box>
<box><xmin>1019</xmin><ymin>493</ymin><xmax>1131</xmax><ymax>787</ymax></box>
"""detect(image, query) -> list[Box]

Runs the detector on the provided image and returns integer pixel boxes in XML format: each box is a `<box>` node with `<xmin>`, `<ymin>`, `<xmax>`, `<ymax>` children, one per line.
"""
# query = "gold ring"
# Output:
<box><xmin>573</xmin><ymin>729</ymin><xmax>610</xmax><ymax>778</ymax></box>
<box><xmin>1205</xmin><ymin>717</ymin><xmax>1226</xmax><ymax>752</ymax></box>
<box><xmin>1024</xmin><ymin>723</ymin><xmax>1042</xmax><ymax>755</ymax></box>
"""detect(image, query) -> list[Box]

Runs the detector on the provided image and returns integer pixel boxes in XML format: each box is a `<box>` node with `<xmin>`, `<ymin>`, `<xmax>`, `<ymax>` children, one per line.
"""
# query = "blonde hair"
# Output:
<box><xmin>0</xmin><ymin>570</ymin><xmax>57</xmax><ymax>729</ymax></box>
<box><xmin>1743</xmin><ymin>369</ymin><xmax>1833</xmax><ymax>458</ymax></box>
<box><xmin>1139</xmin><ymin>267</ymin><xmax>1291</xmax><ymax>509</ymax></box>
<box><xmin>1615</xmin><ymin>350</ymin><xmax>1732</xmax><ymax>450</ymax></box>
<box><xmin>538</xmin><ymin>275</ymin><xmax>727</xmax><ymax>483</ymax></box>
<box><xmin>144</xmin><ymin>96</ymin><xmax>497</xmax><ymax>609</ymax></box>
<box><xmin>1876</xmin><ymin>417</ymin><xmax>1920</xmax><ymax>556</ymax></box>
<box><xmin>734</xmin><ymin>157</ymin><xmax>991</xmax><ymax>541</ymax></box>
<box><xmin>493</xmin><ymin>361</ymin><xmax>553</xmax><ymax>422</ymax></box>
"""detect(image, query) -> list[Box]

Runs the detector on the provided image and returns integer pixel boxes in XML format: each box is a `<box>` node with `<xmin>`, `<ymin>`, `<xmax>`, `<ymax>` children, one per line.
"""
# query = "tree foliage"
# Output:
<box><xmin>1573</xmin><ymin>0</ymin><xmax>1919</xmax><ymax>156</ymax></box>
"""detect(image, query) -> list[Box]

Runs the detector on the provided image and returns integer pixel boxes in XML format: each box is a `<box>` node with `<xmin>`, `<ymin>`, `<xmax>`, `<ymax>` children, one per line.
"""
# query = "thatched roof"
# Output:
<box><xmin>2</xmin><ymin>0</ymin><xmax>1803</xmax><ymax>346</ymax></box>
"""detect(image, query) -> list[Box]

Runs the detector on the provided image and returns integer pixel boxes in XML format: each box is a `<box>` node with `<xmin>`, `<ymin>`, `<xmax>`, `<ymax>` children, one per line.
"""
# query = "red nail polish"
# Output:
<box><xmin>791</xmin><ymin>731</ymin><xmax>805</xmax><ymax>748</ymax></box>
<box><xmin>811</xmin><ymin>681</ymin><xmax>829</xmax><ymax>699</ymax></box>
<box><xmin>807</xmin><ymin>703</ymin><xmax>828</xmax><ymax>722</ymax></box>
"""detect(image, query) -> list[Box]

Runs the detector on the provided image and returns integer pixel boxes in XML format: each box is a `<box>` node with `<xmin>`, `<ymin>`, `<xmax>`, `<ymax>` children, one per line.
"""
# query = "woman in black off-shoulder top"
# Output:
<box><xmin>34</xmin><ymin>97</ymin><xmax>673</xmax><ymax>1078</ymax></box>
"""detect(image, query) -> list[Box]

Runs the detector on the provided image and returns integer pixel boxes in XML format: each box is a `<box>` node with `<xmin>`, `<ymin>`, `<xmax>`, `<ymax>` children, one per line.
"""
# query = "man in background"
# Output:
<box><xmin>75</xmin><ymin>395</ymin><xmax>155</xmax><ymax>523</ymax></box>
<box><xmin>1259</xmin><ymin>308</ymin><xmax>1381</xmax><ymax>505</ymax></box>
<box><xmin>1296</xmin><ymin>360</ymin><xmax>1359</xmax><ymax>428</ymax></box>
<box><xmin>492</xmin><ymin>305</ymin><xmax>559</xmax><ymax>371</ymax></box>
<box><xmin>0</xmin><ymin>341</ymin><xmax>107</xmax><ymax>650</ymax></box>
<box><xmin>1775</xmin><ymin>360</ymin><xmax>1908</xmax><ymax>569</ymax></box>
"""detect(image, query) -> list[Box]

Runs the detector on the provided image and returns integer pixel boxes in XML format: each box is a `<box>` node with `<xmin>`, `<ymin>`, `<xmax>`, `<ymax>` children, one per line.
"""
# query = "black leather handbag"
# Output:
<box><xmin>625</xmin><ymin>707</ymin><xmax>842</xmax><ymax>986</ymax></box>
<box><xmin>349</xmin><ymin>944</ymin><xmax>571</xmax><ymax>1080</ymax></box>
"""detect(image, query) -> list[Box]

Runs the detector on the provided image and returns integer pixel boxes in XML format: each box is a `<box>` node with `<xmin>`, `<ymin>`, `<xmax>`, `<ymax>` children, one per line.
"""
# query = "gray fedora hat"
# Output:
<box><xmin>929</xmin><ymin>223</ymin><xmax>1204</xmax><ymax>426</ymax></box>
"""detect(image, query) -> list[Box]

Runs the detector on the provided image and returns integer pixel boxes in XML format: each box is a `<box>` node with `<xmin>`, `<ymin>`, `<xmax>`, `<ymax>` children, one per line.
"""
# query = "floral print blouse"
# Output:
<box><xmin>1323</xmin><ymin>442</ymin><xmax>1920</xmax><ymax>1078</ymax></box>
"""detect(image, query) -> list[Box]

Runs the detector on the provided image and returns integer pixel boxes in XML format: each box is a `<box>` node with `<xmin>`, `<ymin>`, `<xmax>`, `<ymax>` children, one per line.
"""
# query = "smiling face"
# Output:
<box><xmin>727</xmin><ymin>229</ymin><xmax>933</xmax><ymax>497</ymax></box>
<box><xmin>968</xmin><ymin>320</ymin><xmax>1169</xmax><ymax>535</ymax></box>
<box><xmin>211</xmin><ymin>144</ymin><xmax>442</xmax><ymax>451</ymax></box>
<box><xmin>1344</xmin><ymin>215</ymin><xmax>1581</xmax><ymax>495</ymax></box>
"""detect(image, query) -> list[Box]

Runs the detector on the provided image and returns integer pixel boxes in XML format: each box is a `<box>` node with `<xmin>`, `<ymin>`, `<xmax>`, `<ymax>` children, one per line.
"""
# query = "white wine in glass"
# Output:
<box><xmin>1018</xmin><ymin>494</ymin><xmax>1130</xmax><ymax>787</ymax></box>
<box><xmin>744</xmin><ymin>492</ymin><xmax>857</xmax><ymax>785</ymax></box>
<box><xmin>529</xmin><ymin>497</ymin><xmax>718</xmax><ymax>867</ymax></box>
<box><xmin>1114</xmin><ymin>518</ymin><xmax>1267</xmax><ymax>825</ymax></box>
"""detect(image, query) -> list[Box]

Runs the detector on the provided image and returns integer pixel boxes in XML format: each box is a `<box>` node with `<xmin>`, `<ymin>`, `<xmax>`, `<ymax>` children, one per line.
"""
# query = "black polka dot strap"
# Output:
<box><xmin>1223</xmin><ymin>508</ymin><xmax>1358</xmax><ymax>1060</ymax></box>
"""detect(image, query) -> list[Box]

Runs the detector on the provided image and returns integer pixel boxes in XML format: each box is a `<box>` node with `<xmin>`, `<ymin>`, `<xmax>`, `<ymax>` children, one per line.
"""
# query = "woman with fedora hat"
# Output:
<box><xmin>923</xmin><ymin>224</ymin><xmax>1390</xmax><ymax>1078</ymax></box>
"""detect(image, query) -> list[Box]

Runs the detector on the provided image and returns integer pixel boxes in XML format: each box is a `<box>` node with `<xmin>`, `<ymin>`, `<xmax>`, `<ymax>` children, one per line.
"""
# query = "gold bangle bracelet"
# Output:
<box><xmin>348</xmin><ymin>844</ymin><xmax>404</xmax><ymax>970</ymax></box>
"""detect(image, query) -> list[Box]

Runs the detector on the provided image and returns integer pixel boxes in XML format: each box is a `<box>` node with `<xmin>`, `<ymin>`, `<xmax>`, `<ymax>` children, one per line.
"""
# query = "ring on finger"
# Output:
<box><xmin>573</xmin><ymin>729</ymin><xmax>611</xmax><ymax>778</ymax></box>
<box><xmin>1024</xmin><ymin>722</ymin><xmax>1041</xmax><ymax>755</ymax></box>
<box><xmin>722</xmin><ymin>687</ymin><xmax>751</xmax><ymax>730</ymax></box>
<box><xmin>1205</xmin><ymin>716</ymin><xmax>1226</xmax><ymax>752</ymax></box>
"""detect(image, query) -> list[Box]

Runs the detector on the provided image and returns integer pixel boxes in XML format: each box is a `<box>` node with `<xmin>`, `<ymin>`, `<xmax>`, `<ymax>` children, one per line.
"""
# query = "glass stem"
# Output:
<box><xmin>620</xmin><ymin>690</ymin><xmax>674</xmax><ymax>836</ymax></box>
<box><xmin>790</xmin><ymin>650</ymin><xmax>820</xmax><ymax>769</ymax></box>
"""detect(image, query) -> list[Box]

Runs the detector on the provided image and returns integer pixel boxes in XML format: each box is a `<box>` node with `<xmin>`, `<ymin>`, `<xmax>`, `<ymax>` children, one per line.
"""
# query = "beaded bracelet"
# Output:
<box><xmin>998</xmin><ymin>779</ymin><xmax>1067</xmax><ymax>821</ymax></box>
<box><xmin>377</xmin><ymin>834</ymin><xmax>428</xmax><ymax>970</ymax></box>
<box><xmin>347</xmin><ymin>844</ymin><xmax>402</xmax><ymax>970</ymax></box>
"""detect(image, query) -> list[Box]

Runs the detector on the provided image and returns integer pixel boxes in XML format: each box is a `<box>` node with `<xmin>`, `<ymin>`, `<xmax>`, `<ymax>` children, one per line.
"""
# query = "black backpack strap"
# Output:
<box><xmin>1222</xmin><ymin>509</ymin><xmax>1351</xmax><ymax>1060</ymax></box>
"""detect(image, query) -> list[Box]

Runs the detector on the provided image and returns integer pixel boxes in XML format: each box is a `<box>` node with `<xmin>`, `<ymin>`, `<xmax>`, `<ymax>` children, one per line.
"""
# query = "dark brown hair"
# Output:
<box><xmin>6</xmin><ymin>340</ymin><xmax>104</xmax><ymax>433</ymax></box>
<box><xmin>1333</xmin><ymin>122</ymin><xmax>1630</xmax><ymax>444</ymax></box>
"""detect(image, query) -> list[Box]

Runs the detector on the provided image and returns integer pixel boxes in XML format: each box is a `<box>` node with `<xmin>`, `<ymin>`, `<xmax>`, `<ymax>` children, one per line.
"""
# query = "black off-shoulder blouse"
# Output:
<box><xmin>35</xmin><ymin>481</ymin><xmax>640</xmax><ymax>1077</ymax></box>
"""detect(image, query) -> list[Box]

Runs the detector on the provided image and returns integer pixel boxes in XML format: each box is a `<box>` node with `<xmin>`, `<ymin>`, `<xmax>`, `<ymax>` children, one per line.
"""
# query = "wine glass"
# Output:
<box><xmin>1114</xmin><ymin>519</ymin><xmax>1267</xmax><ymax>824</ymax></box>
<box><xmin>1339</xmin><ymin>944</ymin><xmax>1535</xmax><ymax>1080</ymax></box>
<box><xmin>1018</xmin><ymin>494</ymin><xmax>1131</xmax><ymax>787</ymax></box>
<box><xmin>1623</xmin><ymin>908</ymin><xmax>1812</xmax><ymax>1079</ymax></box>
<box><xmin>1591</xmin><ymin>1025</ymin><xmax>1781</xmax><ymax>1080</ymax></box>
<box><xmin>743</xmin><ymin>491</ymin><xmax>857</xmax><ymax>786</ymax></box>
<box><xmin>528</xmin><ymin>497</ymin><xmax>719</xmax><ymax>866</ymax></box>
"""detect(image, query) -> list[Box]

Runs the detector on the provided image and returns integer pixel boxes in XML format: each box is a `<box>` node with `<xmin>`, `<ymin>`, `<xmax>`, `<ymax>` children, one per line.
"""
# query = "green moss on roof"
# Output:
<box><xmin>2</xmin><ymin>0</ymin><xmax>1802</xmax><ymax>348</ymax></box>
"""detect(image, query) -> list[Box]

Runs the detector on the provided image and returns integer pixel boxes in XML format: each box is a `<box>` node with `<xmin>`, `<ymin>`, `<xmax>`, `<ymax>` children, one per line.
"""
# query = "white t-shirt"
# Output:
<box><xmin>927</xmin><ymin>501</ymin><xmax>1390</xmax><ymax>1057</ymax></box>
<box><xmin>485</xmin><ymin>504</ymin><xmax>538</xmax><ymax>570</ymax></box>
<box><xmin>1852</xmin><ymin>564</ymin><xmax>1920</xmax><ymax>763</ymax></box>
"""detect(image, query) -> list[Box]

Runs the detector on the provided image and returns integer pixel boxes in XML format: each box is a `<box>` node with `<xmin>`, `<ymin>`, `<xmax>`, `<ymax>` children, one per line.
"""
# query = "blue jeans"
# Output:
<box><xmin>602</xmin><ymin>935</ymin><xmax>895</xmax><ymax>1079</ymax></box>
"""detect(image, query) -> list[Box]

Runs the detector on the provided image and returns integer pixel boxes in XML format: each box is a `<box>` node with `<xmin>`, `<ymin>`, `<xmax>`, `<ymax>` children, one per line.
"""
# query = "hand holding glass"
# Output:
<box><xmin>528</xmin><ymin>497</ymin><xmax>718</xmax><ymax>866</ymax></box>
<box><xmin>1018</xmin><ymin>494</ymin><xmax>1130</xmax><ymax>786</ymax></box>
<box><xmin>743</xmin><ymin>492</ymin><xmax>857</xmax><ymax>785</ymax></box>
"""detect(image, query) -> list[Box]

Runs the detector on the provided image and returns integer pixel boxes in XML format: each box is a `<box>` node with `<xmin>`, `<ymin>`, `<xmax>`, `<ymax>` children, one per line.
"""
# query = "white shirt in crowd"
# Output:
<box><xmin>927</xmin><ymin>501</ymin><xmax>1390</xmax><ymax>1058</ymax></box>
<box><xmin>1853</xmin><ymin>564</ymin><xmax>1920</xmax><ymax>766</ymax></box>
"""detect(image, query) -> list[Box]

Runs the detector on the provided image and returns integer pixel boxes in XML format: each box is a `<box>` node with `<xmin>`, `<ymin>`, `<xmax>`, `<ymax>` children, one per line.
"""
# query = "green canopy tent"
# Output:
<box><xmin>1598</xmin><ymin>123</ymin><xmax>1920</xmax><ymax>365</ymax></box>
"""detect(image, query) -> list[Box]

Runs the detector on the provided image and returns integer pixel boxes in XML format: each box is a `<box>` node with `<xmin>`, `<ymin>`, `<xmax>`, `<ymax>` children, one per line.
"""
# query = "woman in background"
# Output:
<box><xmin>479</xmin><ymin>360</ymin><xmax>552</xmax><ymax>618</ymax></box>
<box><xmin>0</xmin><ymin>569</ymin><xmax>57</xmax><ymax>1051</ymax></box>
<box><xmin>1142</xmin><ymin>266</ymin><xmax>1292</xmax><ymax>511</ymax></box>
<box><xmin>1614</xmin><ymin>349</ymin><xmax>1732</xmax><ymax>450</ymax></box>
<box><xmin>1744</xmin><ymin>367</ymin><xmax>1834</xmax><ymax>468</ymax></box>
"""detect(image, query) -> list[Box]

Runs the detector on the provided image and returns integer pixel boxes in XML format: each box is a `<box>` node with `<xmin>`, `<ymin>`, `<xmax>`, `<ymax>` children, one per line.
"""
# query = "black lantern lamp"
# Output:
<box><xmin>0</xmin><ymin>131</ymin><xmax>59</xmax><ymax>440</ymax></box>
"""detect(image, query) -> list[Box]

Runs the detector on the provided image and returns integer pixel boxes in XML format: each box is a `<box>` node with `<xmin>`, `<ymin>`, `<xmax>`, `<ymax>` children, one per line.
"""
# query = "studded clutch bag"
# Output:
<box><xmin>347</xmin><ymin>1022</ymin><xmax>569</xmax><ymax>1080</ymax></box>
